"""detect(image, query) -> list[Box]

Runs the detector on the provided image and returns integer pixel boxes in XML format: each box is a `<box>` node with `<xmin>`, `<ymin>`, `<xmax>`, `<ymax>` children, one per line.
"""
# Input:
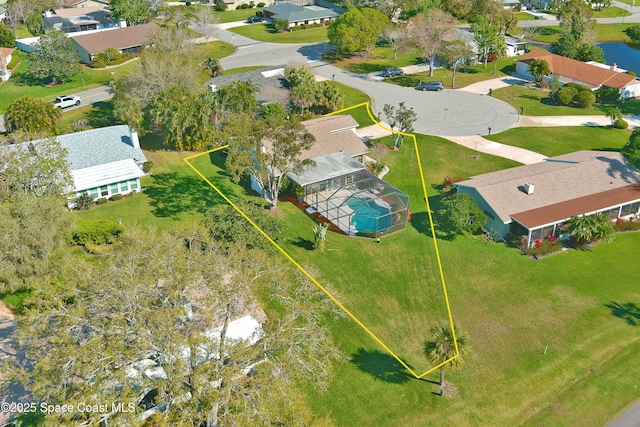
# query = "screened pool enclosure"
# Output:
<box><xmin>295</xmin><ymin>168</ymin><xmax>410</xmax><ymax>238</ymax></box>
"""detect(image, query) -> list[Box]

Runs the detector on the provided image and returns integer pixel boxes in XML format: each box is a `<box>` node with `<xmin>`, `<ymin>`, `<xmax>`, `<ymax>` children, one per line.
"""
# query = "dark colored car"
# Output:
<box><xmin>381</xmin><ymin>67</ymin><xmax>404</xmax><ymax>78</ymax></box>
<box><xmin>247</xmin><ymin>16</ymin><xmax>263</xmax><ymax>23</ymax></box>
<box><xmin>417</xmin><ymin>81</ymin><xmax>444</xmax><ymax>91</ymax></box>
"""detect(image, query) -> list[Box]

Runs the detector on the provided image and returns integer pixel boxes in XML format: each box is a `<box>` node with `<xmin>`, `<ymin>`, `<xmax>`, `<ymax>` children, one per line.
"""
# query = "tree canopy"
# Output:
<box><xmin>327</xmin><ymin>8</ymin><xmax>389</xmax><ymax>54</ymax></box>
<box><xmin>4</xmin><ymin>96</ymin><xmax>61</xmax><ymax>136</ymax></box>
<box><xmin>403</xmin><ymin>9</ymin><xmax>457</xmax><ymax>77</ymax></box>
<box><xmin>8</xmin><ymin>225</ymin><xmax>341</xmax><ymax>426</ymax></box>
<box><xmin>528</xmin><ymin>58</ymin><xmax>551</xmax><ymax>83</ymax></box>
<box><xmin>28</xmin><ymin>30</ymin><xmax>81</xmax><ymax>84</ymax></box>
<box><xmin>424</xmin><ymin>323</ymin><xmax>468</xmax><ymax>396</ymax></box>
<box><xmin>109</xmin><ymin>0</ymin><xmax>155</xmax><ymax>25</ymax></box>
<box><xmin>0</xmin><ymin>24</ymin><xmax>16</xmax><ymax>48</ymax></box>
<box><xmin>437</xmin><ymin>193</ymin><xmax>488</xmax><ymax>234</ymax></box>
<box><xmin>225</xmin><ymin>114</ymin><xmax>316</xmax><ymax>207</ymax></box>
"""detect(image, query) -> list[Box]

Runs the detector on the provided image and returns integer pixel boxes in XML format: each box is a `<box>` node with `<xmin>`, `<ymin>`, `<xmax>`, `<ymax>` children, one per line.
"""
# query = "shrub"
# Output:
<box><xmin>627</xmin><ymin>71</ymin><xmax>637</xmax><ymax>77</ymax></box>
<box><xmin>96</xmin><ymin>197</ymin><xmax>108</xmax><ymax>205</ymax></box>
<box><xmin>613</xmin><ymin>119</ymin><xmax>629</xmax><ymax>129</ymax></box>
<box><xmin>74</xmin><ymin>193</ymin><xmax>94</xmax><ymax>210</ymax></box>
<box><xmin>563</xmin><ymin>82</ymin><xmax>590</xmax><ymax>93</ymax></box>
<box><xmin>574</xmin><ymin>90</ymin><xmax>595</xmax><ymax>108</ymax></box>
<box><xmin>442</xmin><ymin>175</ymin><xmax>463</xmax><ymax>192</ymax></box>
<box><xmin>368</xmin><ymin>161</ymin><xmax>385</xmax><ymax>175</ymax></box>
<box><xmin>67</xmin><ymin>219</ymin><xmax>124</xmax><ymax>245</ymax></box>
<box><xmin>216</xmin><ymin>2</ymin><xmax>228</xmax><ymax>11</ymax></box>
<box><xmin>522</xmin><ymin>238</ymin><xmax>563</xmax><ymax>257</ymax></box>
<box><xmin>257</xmin><ymin>3</ymin><xmax>265</xmax><ymax>8</ymax></box>
<box><xmin>539</xmin><ymin>80</ymin><xmax>548</xmax><ymax>89</ymax></box>
<box><xmin>595</xmin><ymin>87</ymin><xmax>620</xmax><ymax>104</ymax></box>
<box><xmin>614</xmin><ymin>217</ymin><xmax>640</xmax><ymax>231</ymax></box>
<box><xmin>109</xmin><ymin>193</ymin><xmax>124</xmax><ymax>201</ymax></box>
<box><xmin>555</xmin><ymin>86</ymin><xmax>577</xmax><ymax>106</ymax></box>
<box><xmin>626</xmin><ymin>24</ymin><xmax>640</xmax><ymax>42</ymax></box>
<box><xmin>186</xmin><ymin>0</ymin><xmax>191</xmax><ymax>5</ymax></box>
<box><xmin>273</xmin><ymin>18</ymin><xmax>289</xmax><ymax>32</ymax></box>
<box><xmin>142</xmin><ymin>161</ymin><xmax>154</xmax><ymax>173</ymax></box>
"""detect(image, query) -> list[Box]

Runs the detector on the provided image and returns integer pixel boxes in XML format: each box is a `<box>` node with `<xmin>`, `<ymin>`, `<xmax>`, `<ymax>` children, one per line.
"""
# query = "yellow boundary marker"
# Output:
<box><xmin>183</xmin><ymin>103</ymin><xmax>459</xmax><ymax>379</ymax></box>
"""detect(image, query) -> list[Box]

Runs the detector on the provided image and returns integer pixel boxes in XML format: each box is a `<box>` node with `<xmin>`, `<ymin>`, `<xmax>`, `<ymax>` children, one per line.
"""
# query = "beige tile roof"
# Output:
<box><xmin>456</xmin><ymin>150</ymin><xmax>640</xmax><ymax>224</ymax></box>
<box><xmin>70</xmin><ymin>22</ymin><xmax>158</xmax><ymax>54</ymax></box>
<box><xmin>299</xmin><ymin>115</ymin><xmax>368</xmax><ymax>160</ymax></box>
<box><xmin>53</xmin><ymin>6</ymin><xmax>105</xmax><ymax>18</ymax></box>
<box><xmin>518</xmin><ymin>50</ymin><xmax>639</xmax><ymax>89</ymax></box>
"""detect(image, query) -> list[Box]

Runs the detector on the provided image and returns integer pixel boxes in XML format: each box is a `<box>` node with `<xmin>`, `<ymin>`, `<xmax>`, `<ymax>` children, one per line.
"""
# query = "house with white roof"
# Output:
<box><xmin>456</xmin><ymin>151</ymin><xmax>640</xmax><ymax>246</ymax></box>
<box><xmin>50</xmin><ymin>125</ymin><xmax>147</xmax><ymax>205</ymax></box>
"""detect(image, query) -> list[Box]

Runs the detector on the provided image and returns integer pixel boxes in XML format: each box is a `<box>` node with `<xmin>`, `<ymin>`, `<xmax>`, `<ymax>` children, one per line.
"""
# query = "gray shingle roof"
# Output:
<box><xmin>264</xmin><ymin>4</ymin><xmax>338</xmax><ymax>23</ymax></box>
<box><xmin>209</xmin><ymin>67</ymin><xmax>288</xmax><ymax>104</ymax></box>
<box><xmin>53</xmin><ymin>125</ymin><xmax>146</xmax><ymax>171</ymax></box>
<box><xmin>456</xmin><ymin>150</ymin><xmax>640</xmax><ymax>224</ymax></box>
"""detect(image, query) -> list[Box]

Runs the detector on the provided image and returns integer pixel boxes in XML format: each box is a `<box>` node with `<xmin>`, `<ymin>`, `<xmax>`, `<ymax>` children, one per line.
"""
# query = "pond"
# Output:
<box><xmin>597</xmin><ymin>42</ymin><xmax>640</xmax><ymax>74</ymax></box>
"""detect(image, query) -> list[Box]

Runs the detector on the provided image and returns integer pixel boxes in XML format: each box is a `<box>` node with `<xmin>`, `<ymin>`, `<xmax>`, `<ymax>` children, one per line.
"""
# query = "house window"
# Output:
<box><xmin>100</xmin><ymin>186</ymin><xmax>109</xmax><ymax>197</ymax></box>
<box><xmin>89</xmin><ymin>188</ymin><xmax>99</xmax><ymax>199</ymax></box>
<box><xmin>130</xmin><ymin>179</ymin><xmax>138</xmax><ymax>190</ymax></box>
<box><xmin>119</xmin><ymin>181</ymin><xmax>129</xmax><ymax>192</ymax></box>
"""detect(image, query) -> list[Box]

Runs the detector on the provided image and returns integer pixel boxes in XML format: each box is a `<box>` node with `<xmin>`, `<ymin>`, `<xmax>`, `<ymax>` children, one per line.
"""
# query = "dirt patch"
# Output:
<box><xmin>0</xmin><ymin>301</ymin><xmax>15</xmax><ymax>320</ymax></box>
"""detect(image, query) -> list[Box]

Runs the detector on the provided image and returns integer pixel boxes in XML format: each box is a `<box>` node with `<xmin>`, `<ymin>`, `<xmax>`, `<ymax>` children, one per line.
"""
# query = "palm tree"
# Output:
<box><xmin>424</xmin><ymin>323</ymin><xmax>468</xmax><ymax>396</ymax></box>
<box><xmin>4</xmin><ymin>96</ymin><xmax>61</xmax><ymax>135</ymax></box>
<box><xmin>606</xmin><ymin>107</ymin><xmax>622</xmax><ymax>126</ymax></box>
<box><xmin>567</xmin><ymin>213</ymin><xmax>615</xmax><ymax>245</ymax></box>
<box><xmin>528</xmin><ymin>58</ymin><xmax>551</xmax><ymax>84</ymax></box>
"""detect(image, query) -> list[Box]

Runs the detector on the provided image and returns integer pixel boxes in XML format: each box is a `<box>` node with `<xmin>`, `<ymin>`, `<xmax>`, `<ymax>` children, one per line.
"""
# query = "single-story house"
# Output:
<box><xmin>0</xmin><ymin>46</ymin><xmax>15</xmax><ymax>82</ymax></box>
<box><xmin>455</xmin><ymin>150</ymin><xmax>640</xmax><ymax>247</ymax></box>
<box><xmin>516</xmin><ymin>50</ymin><xmax>640</xmax><ymax>99</ymax></box>
<box><xmin>263</xmin><ymin>3</ymin><xmax>338</xmax><ymax>27</ymax></box>
<box><xmin>208</xmin><ymin>66</ymin><xmax>289</xmax><ymax>105</ymax></box>
<box><xmin>43</xmin><ymin>6</ymin><xmax>116</xmax><ymax>33</ymax></box>
<box><xmin>50</xmin><ymin>125</ymin><xmax>147</xmax><ymax>205</ymax></box>
<box><xmin>0</xmin><ymin>6</ymin><xmax>6</xmax><ymax>21</ymax></box>
<box><xmin>285</xmin><ymin>115</ymin><xmax>409</xmax><ymax>237</ymax></box>
<box><xmin>70</xmin><ymin>21</ymin><xmax>158</xmax><ymax>64</ymax></box>
<box><xmin>453</xmin><ymin>29</ymin><xmax>527</xmax><ymax>63</ymax></box>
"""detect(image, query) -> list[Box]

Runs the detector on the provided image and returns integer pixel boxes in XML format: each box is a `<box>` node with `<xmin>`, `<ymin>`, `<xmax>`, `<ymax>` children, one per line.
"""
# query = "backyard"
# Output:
<box><xmin>5</xmin><ymin>93</ymin><xmax>640</xmax><ymax>425</ymax></box>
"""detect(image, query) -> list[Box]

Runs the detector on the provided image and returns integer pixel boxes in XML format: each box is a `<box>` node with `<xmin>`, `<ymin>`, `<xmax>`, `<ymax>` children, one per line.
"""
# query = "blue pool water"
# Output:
<box><xmin>347</xmin><ymin>197</ymin><xmax>392</xmax><ymax>233</ymax></box>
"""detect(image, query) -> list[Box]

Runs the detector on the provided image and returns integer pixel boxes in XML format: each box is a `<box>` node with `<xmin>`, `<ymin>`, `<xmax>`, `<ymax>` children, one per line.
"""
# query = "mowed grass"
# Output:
<box><xmin>0</xmin><ymin>41</ymin><xmax>233</xmax><ymax>114</ymax></box>
<box><xmin>487</xmin><ymin>126</ymin><xmax>631</xmax><ymax>157</ymax></box>
<box><xmin>388</xmin><ymin>57</ymin><xmax>518</xmax><ymax>89</ymax></box>
<box><xmin>593</xmin><ymin>6</ymin><xmax>632</xmax><ymax>17</ymax></box>
<box><xmin>187</xmin><ymin>130</ymin><xmax>640</xmax><ymax>425</ymax></box>
<box><xmin>492</xmin><ymin>85</ymin><xmax>606</xmax><ymax>116</ymax></box>
<box><xmin>230</xmin><ymin>23</ymin><xmax>328</xmax><ymax>43</ymax></box>
<box><xmin>325</xmin><ymin>47</ymin><xmax>426</xmax><ymax>74</ymax></box>
<box><xmin>212</xmin><ymin>8</ymin><xmax>264</xmax><ymax>23</ymax></box>
<box><xmin>533</xmin><ymin>23</ymin><xmax>638</xmax><ymax>43</ymax></box>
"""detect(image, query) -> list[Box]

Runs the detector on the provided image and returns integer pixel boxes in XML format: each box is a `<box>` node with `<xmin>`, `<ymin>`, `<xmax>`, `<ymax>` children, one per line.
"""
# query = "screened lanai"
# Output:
<box><xmin>288</xmin><ymin>153</ymin><xmax>409</xmax><ymax>237</ymax></box>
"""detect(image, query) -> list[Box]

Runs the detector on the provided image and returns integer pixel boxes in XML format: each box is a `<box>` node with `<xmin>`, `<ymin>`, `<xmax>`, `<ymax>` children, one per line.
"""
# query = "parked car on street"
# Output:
<box><xmin>247</xmin><ymin>16</ymin><xmax>264</xmax><ymax>23</ymax></box>
<box><xmin>53</xmin><ymin>95</ymin><xmax>81</xmax><ymax>109</ymax></box>
<box><xmin>417</xmin><ymin>81</ymin><xmax>444</xmax><ymax>91</ymax></box>
<box><xmin>381</xmin><ymin>67</ymin><xmax>404</xmax><ymax>78</ymax></box>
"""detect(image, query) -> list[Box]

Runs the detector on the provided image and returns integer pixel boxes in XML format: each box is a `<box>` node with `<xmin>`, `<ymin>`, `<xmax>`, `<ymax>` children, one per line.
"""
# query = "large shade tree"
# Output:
<box><xmin>327</xmin><ymin>7</ymin><xmax>388</xmax><ymax>54</ymax></box>
<box><xmin>225</xmin><ymin>114</ymin><xmax>316</xmax><ymax>208</ymax></box>
<box><xmin>28</xmin><ymin>30</ymin><xmax>81</xmax><ymax>84</ymax></box>
<box><xmin>424</xmin><ymin>323</ymin><xmax>468</xmax><ymax>396</ymax></box>
<box><xmin>439</xmin><ymin>39</ymin><xmax>474</xmax><ymax>87</ymax></box>
<box><xmin>404</xmin><ymin>9</ymin><xmax>457</xmax><ymax>77</ymax></box>
<box><xmin>7</xmin><ymin>226</ymin><xmax>341</xmax><ymax>426</ymax></box>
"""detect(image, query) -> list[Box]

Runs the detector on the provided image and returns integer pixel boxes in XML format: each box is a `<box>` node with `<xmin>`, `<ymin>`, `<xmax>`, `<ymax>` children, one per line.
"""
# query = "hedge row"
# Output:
<box><xmin>68</xmin><ymin>219</ymin><xmax>123</xmax><ymax>245</ymax></box>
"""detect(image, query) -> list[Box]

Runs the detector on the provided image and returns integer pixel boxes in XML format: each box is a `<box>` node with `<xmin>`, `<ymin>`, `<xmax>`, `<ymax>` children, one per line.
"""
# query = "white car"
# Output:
<box><xmin>53</xmin><ymin>95</ymin><xmax>81</xmax><ymax>109</ymax></box>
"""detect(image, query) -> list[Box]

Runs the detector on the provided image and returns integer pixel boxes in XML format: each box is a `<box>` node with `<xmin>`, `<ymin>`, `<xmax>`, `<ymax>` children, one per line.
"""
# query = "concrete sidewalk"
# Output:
<box><xmin>516</xmin><ymin>115</ymin><xmax>640</xmax><ymax>129</ymax></box>
<box><xmin>441</xmin><ymin>135</ymin><xmax>547</xmax><ymax>165</ymax></box>
<box><xmin>458</xmin><ymin>76</ymin><xmax>530</xmax><ymax>95</ymax></box>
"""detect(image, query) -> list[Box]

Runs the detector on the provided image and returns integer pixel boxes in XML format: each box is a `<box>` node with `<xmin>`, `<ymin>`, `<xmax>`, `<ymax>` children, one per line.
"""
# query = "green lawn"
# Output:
<box><xmin>0</xmin><ymin>42</ymin><xmax>233</xmax><ymax>114</ymax></box>
<box><xmin>487</xmin><ymin>126</ymin><xmax>631</xmax><ymax>157</ymax></box>
<box><xmin>515</xmin><ymin>11</ymin><xmax>536</xmax><ymax>20</ymax></box>
<box><xmin>492</xmin><ymin>85</ymin><xmax>606</xmax><ymax>116</ymax></box>
<box><xmin>325</xmin><ymin>47</ymin><xmax>426</xmax><ymax>74</ymax></box>
<box><xmin>533</xmin><ymin>23</ymin><xmax>638</xmax><ymax>43</ymax></box>
<box><xmin>221</xmin><ymin>65</ymin><xmax>268</xmax><ymax>75</ymax></box>
<box><xmin>184</xmin><ymin>131</ymin><xmax>640</xmax><ymax>426</ymax></box>
<box><xmin>389</xmin><ymin>57</ymin><xmax>518</xmax><ymax>89</ymax></box>
<box><xmin>593</xmin><ymin>6</ymin><xmax>632</xmax><ymax>17</ymax></box>
<box><xmin>58</xmin><ymin>100</ymin><xmax>118</xmax><ymax>134</ymax></box>
<box><xmin>212</xmin><ymin>8</ymin><xmax>264</xmax><ymax>23</ymax></box>
<box><xmin>230</xmin><ymin>23</ymin><xmax>328</xmax><ymax>43</ymax></box>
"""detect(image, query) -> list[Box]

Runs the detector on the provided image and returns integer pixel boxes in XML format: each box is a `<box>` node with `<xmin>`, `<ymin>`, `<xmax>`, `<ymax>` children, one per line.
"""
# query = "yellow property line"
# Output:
<box><xmin>183</xmin><ymin>103</ymin><xmax>459</xmax><ymax>379</ymax></box>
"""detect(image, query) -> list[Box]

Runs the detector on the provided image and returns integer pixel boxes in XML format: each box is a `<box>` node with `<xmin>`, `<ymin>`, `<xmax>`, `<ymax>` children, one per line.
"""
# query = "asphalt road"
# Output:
<box><xmin>0</xmin><ymin>85</ymin><xmax>113</xmax><ymax>133</ymax></box>
<box><xmin>607</xmin><ymin>398</ymin><xmax>640</xmax><ymax>427</ymax></box>
<box><xmin>221</xmin><ymin>40</ymin><xmax>519</xmax><ymax>136</ymax></box>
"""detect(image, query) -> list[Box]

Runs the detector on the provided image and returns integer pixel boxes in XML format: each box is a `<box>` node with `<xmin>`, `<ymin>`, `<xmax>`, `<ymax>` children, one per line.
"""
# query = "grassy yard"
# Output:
<box><xmin>324</xmin><ymin>47</ymin><xmax>426</xmax><ymax>74</ymax></box>
<box><xmin>185</xmin><ymin>130</ymin><xmax>640</xmax><ymax>426</ymax></box>
<box><xmin>0</xmin><ymin>41</ymin><xmax>233</xmax><ymax>114</ymax></box>
<box><xmin>593</xmin><ymin>6</ymin><xmax>632</xmax><ymax>17</ymax></box>
<box><xmin>212</xmin><ymin>8</ymin><xmax>264</xmax><ymax>23</ymax></box>
<box><xmin>491</xmin><ymin>85</ymin><xmax>606</xmax><ymax>116</ymax></box>
<box><xmin>487</xmin><ymin>126</ymin><xmax>631</xmax><ymax>157</ymax></box>
<box><xmin>390</xmin><ymin>57</ymin><xmax>518</xmax><ymax>89</ymax></box>
<box><xmin>515</xmin><ymin>12</ymin><xmax>537</xmax><ymax>20</ymax></box>
<box><xmin>533</xmin><ymin>23</ymin><xmax>638</xmax><ymax>43</ymax></box>
<box><xmin>230</xmin><ymin>23</ymin><xmax>328</xmax><ymax>43</ymax></box>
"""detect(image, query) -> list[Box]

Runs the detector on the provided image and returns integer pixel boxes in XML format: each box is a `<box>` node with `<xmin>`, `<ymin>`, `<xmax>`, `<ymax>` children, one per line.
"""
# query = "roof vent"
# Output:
<box><xmin>524</xmin><ymin>182</ymin><xmax>535</xmax><ymax>195</ymax></box>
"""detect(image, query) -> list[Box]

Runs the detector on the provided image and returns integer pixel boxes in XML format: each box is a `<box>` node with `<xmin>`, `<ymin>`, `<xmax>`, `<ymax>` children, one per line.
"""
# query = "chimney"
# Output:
<box><xmin>610</xmin><ymin>63</ymin><xmax>617</xmax><ymax>71</ymax></box>
<box><xmin>130</xmin><ymin>129</ymin><xmax>140</xmax><ymax>149</ymax></box>
<box><xmin>524</xmin><ymin>182</ymin><xmax>535</xmax><ymax>195</ymax></box>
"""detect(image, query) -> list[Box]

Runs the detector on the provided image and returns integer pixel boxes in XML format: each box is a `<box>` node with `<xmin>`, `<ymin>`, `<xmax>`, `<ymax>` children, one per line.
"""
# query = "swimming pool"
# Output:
<box><xmin>347</xmin><ymin>197</ymin><xmax>392</xmax><ymax>234</ymax></box>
